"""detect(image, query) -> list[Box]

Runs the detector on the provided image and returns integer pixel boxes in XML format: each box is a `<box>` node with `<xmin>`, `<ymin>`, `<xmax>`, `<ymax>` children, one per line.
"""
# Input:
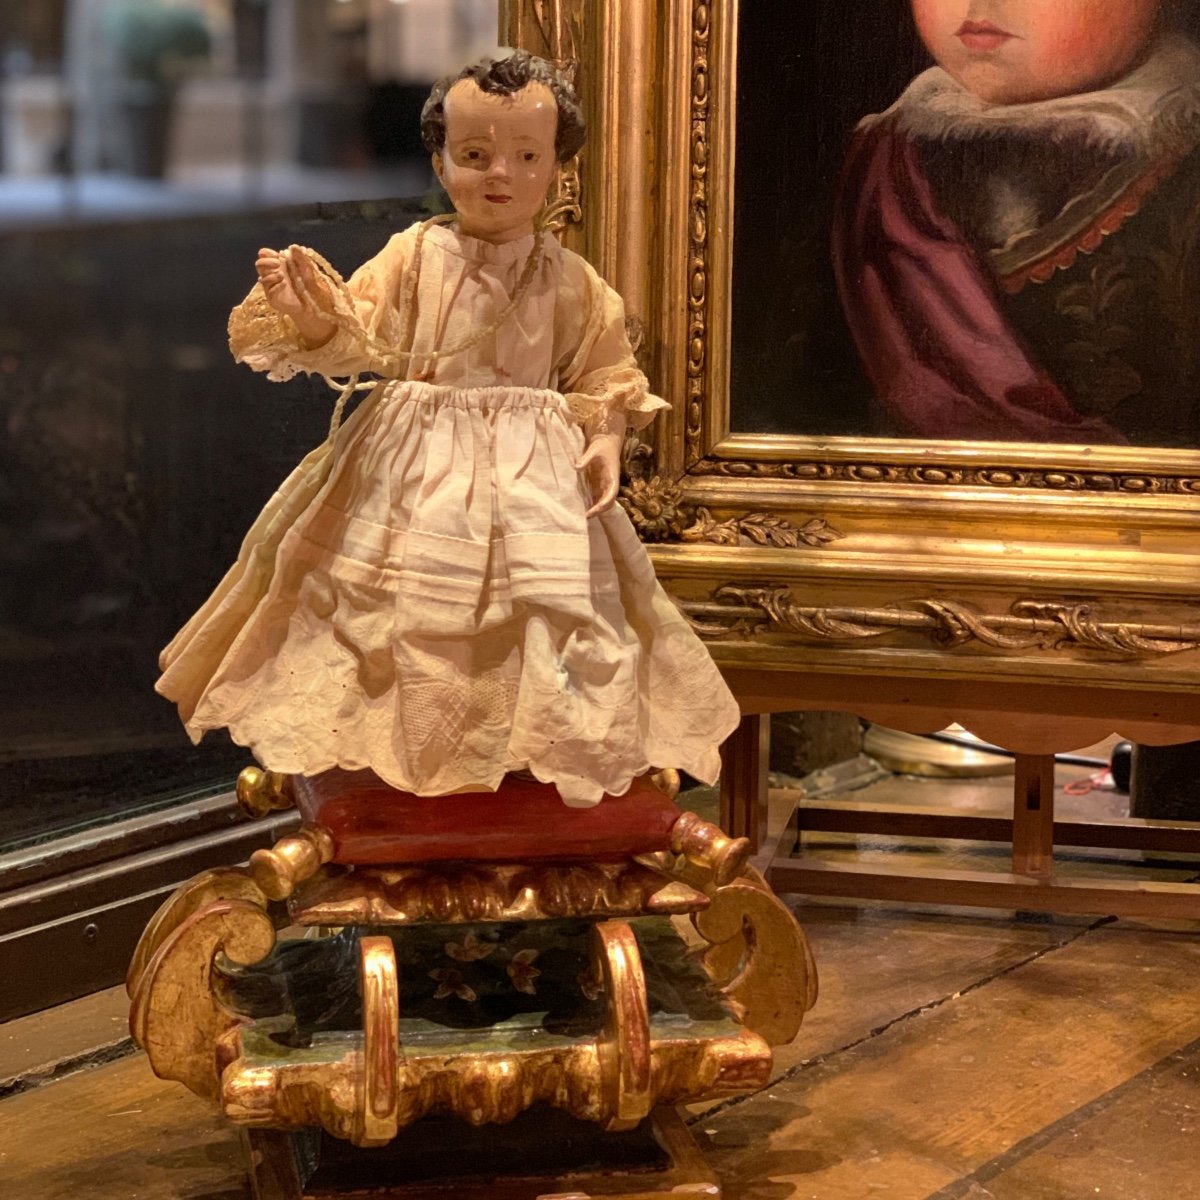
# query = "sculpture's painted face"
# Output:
<box><xmin>433</xmin><ymin>79</ymin><xmax>559</xmax><ymax>243</ymax></box>
<box><xmin>910</xmin><ymin>0</ymin><xmax>1164</xmax><ymax>104</ymax></box>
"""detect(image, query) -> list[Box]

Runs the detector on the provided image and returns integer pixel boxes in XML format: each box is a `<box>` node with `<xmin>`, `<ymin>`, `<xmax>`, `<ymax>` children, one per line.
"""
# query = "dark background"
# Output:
<box><xmin>730</xmin><ymin>0</ymin><xmax>928</xmax><ymax>435</ymax></box>
<box><xmin>0</xmin><ymin>195</ymin><xmax>434</xmax><ymax>850</ymax></box>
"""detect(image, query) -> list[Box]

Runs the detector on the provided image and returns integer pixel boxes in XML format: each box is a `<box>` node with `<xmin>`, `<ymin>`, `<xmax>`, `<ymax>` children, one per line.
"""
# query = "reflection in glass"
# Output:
<box><xmin>0</xmin><ymin>0</ymin><xmax>502</xmax><ymax>230</ymax></box>
<box><xmin>0</xmin><ymin>0</ymin><xmax>499</xmax><ymax>852</ymax></box>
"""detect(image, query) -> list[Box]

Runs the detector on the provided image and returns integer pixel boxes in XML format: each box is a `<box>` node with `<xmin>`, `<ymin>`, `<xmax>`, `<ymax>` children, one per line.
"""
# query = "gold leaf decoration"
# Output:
<box><xmin>619</xmin><ymin>476</ymin><xmax>688</xmax><ymax>542</ymax></box>
<box><xmin>530</xmin><ymin>0</ymin><xmax>583</xmax><ymax>74</ymax></box>
<box><xmin>684</xmin><ymin>587</ymin><xmax>1200</xmax><ymax>659</ymax></box>
<box><xmin>685</xmin><ymin>0</ymin><xmax>711</xmax><ymax>464</ymax></box>
<box><xmin>689</xmin><ymin>456</ymin><xmax>1200</xmax><ymax>495</ymax></box>
<box><xmin>1013</xmin><ymin>600</ymin><xmax>1200</xmax><ymax>656</ymax></box>
<box><xmin>681</xmin><ymin>509</ymin><xmax>845</xmax><ymax>549</ymax></box>
<box><xmin>618</xmin><ymin>438</ymin><xmax>844</xmax><ymax>549</ymax></box>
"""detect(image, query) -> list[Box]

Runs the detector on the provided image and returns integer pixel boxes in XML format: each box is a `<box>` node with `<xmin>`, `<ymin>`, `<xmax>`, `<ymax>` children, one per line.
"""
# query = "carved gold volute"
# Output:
<box><xmin>501</xmin><ymin>1</ymin><xmax>585</xmax><ymax>235</ymax></box>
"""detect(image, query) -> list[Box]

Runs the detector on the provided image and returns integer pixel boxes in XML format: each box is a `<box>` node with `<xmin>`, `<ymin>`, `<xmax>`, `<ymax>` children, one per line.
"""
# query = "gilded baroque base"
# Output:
<box><xmin>128</xmin><ymin>768</ymin><xmax>816</xmax><ymax>1197</ymax></box>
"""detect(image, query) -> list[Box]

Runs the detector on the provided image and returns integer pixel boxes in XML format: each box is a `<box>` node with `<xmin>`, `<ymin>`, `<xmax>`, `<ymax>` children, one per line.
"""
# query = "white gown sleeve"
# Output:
<box><xmin>556</xmin><ymin>253</ymin><xmax>670</xmax><ymax>433</ymax></box>
<box><xmin>227</xmin><ymin>228</ymin><xmax>417</xmax><ymax>382</ymax></box>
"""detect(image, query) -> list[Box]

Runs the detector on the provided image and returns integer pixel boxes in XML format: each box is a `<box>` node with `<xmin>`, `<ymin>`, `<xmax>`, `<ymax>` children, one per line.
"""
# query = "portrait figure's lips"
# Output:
<box><xmin>956</xmin><ymin>19</ymin><xmax>1016</xmax><ymax>53</ymax></box>
<box><xmin>484</xmin><ymin>194</ymin><xmax>512</xmax><ymax>204</ymax></box>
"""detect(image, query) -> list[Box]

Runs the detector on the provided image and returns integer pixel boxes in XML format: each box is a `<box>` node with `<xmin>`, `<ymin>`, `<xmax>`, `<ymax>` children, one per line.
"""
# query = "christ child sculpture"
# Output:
<box><xmin>834</xmin><ymin>0</ymin><xmax>1200</xmax><ymax>447</ymax></box>
<box><xmin>156</xmin><ymin>52</ymin><xmax>740</xmax><ymax>807</ymax></box>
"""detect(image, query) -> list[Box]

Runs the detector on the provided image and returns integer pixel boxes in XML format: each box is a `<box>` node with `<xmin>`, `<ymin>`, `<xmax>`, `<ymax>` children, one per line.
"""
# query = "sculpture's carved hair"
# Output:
<box><xmin>420</xmin><ymin>50</ymin><xmax>586</xmax><ymax>164</ymax></box>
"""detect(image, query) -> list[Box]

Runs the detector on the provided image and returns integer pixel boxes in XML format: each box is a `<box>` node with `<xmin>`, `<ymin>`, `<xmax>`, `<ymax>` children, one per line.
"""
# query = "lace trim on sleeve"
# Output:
<box><xmin>564</xmin><ymin>366</ymin><xmax>671</xmax><ymax>433</ymax></box>
<box><xmin>227</xmin><ymin>281</ymin><xmax>366</xmax><ymax>383</ymax></box>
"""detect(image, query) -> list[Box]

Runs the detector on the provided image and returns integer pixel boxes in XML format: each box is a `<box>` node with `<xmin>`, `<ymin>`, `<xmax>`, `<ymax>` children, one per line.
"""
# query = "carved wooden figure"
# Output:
<box><xmin>154</xmin><ymin>51</ymin><xmax>740</xmax><ymax>809</ymax></box>
<box><xmin>131</xmin><ymin>50</ymin><xmax>815</xmax><ymax>1199</ymax></box>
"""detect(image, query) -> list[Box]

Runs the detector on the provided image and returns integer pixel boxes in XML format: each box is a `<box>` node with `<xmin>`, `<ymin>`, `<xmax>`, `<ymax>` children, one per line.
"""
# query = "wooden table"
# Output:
<box><xmin>718</xmin><ymin>669</ymin><xmax>1200</xmax><ymax>920</ymax></box>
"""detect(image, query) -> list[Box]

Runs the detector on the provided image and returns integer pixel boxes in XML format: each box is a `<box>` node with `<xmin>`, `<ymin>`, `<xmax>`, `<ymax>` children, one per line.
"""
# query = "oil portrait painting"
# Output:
<box><xmin>732</xmin><ymin>0</ymin><xmax>1200</xmax><ymax>448</ymax></box>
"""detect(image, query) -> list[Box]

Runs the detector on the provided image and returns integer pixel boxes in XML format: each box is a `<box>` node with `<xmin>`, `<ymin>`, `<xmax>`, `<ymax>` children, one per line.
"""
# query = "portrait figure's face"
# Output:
<box><xmin>910</xmin><ymin>0</ymin><xmax>1165</xmax><ymax>104</ymax></box>
<box><xmin>433</xmin><ymin>79</ymin><xmax>559</xmax><ymax>244</ymax></box>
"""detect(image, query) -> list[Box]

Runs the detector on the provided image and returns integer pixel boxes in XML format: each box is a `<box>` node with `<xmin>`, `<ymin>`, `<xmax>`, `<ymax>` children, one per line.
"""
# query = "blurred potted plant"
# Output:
<box><xmin>107</xmin><ymin>2</ymin><xmax>212</xmax><ymax>178</ymax></box>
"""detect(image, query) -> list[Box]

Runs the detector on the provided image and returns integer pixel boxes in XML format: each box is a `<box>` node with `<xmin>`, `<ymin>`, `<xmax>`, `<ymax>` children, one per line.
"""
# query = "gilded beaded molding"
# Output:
<box><xmin>684</xmin><ymin>1</ymin><xmax>710</xmax><ymax>466</ymax></box>
<box><xmin>689</xmin><ymin>458</ymin><xmax>1200</xmax><ymax>494</ymax></box>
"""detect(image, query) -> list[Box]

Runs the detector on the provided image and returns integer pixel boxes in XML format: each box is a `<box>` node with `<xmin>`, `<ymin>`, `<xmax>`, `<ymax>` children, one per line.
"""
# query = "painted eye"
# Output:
<box><xmin>522</xmin><ymin>152</ymin><xmax>538</xmax><ymax>162</ymax></box>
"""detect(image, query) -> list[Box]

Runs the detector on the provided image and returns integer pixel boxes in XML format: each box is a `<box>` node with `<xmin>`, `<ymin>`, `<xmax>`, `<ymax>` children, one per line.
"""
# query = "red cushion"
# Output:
<box><xmin>292</xmin><ymin>769</ymin><xmax>681</xmax><ymax>865</ymax></box>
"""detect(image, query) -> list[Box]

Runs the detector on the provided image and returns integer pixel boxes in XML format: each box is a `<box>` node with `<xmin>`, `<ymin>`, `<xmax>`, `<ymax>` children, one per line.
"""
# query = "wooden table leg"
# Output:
<box><xmin>720</xmin><ymin>713</ymin><xmax>769</xmax><ymax>850</ymax></box>
<box><xmin>1012</xmin><ymin>754</ymin><xmax>1056</xmax><ymax>878</ymax></box>
<box><xmin>767</xmin><ymin>738</ymin><xmax>1200</xmax><ymax>918</ymax></box>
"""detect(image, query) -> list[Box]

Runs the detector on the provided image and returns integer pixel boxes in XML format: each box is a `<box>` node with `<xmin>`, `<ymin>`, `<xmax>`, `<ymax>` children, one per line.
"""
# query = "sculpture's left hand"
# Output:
<box><xmin>576</xmin><ymin>431</ymin><xmax>623</xmax><ymax>519</ymax></box>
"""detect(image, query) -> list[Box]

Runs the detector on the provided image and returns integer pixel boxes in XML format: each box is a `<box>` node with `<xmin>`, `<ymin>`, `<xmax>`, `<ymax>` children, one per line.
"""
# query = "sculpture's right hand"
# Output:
<box><xmin>256</xmin><ymin>247</ymin><xmax>305</xmax><ymax>317</ymax></box>
<box><xmin>255</xmin><ymin>247</ymin><xmax>336</xmax><ymax>348</ymax></box>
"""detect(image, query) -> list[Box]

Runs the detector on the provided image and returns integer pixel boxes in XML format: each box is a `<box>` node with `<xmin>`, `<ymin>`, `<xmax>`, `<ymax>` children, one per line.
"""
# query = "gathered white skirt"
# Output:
<box><xmin>157</xmin><ymin>380</ymin><xmax>740</xmax><ymax>804</ymax></box>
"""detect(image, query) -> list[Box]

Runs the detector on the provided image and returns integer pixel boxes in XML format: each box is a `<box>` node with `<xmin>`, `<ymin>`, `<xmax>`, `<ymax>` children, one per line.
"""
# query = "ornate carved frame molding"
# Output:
<box><xmin>501</xmin><ymin>0</ymin><xmax>1200</xmax><ymax>693</ymax></box>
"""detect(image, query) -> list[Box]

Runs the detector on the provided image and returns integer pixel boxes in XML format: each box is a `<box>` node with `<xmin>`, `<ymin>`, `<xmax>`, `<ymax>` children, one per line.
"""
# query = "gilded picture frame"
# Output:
<box><xmin>502</xmin><ymin>0</ymin><xmax>1200</xmax><ymax>710</ymax></box>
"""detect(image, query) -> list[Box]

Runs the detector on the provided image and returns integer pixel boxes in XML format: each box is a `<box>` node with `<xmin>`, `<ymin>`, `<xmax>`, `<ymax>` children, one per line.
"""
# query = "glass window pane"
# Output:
<box><xmin>0</xmin><ymin>0</ymin><xmax>500</xmax><ymax>854</ymax></box>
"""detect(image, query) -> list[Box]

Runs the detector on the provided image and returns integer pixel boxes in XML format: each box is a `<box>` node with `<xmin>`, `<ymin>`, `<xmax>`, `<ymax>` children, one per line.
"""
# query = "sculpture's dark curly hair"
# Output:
<box><xmin>420</xmin><ymin>50</ymin><xmax>586</xmax><ymax>164</ymax></box>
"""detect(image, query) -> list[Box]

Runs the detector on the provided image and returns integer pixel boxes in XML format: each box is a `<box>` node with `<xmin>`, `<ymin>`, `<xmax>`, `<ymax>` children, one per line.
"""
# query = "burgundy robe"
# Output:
<box><xmin>832</xmin><ymin>120</ymin><xmax>1128</xmax><ymax>445</ymax></box>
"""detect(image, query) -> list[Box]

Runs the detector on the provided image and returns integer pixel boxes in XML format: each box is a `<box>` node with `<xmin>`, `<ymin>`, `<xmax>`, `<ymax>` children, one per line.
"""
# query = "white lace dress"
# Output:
<box><xmin>156</xmin><ymin>223</ymin><xmax>740</xmax><ymax>805</ymax></box>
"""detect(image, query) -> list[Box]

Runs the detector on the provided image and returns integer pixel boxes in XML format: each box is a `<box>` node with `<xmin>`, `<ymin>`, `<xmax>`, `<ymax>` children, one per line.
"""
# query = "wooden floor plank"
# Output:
<box><xmin>0</xmin><ymin>986</ymin><xmax>130</xmax><ymax>1094</ymax></box>
<box><xmin>0</xmin><ymin>1052</ymin><xmax>247</xmax><ymax>1199</ymax></box>
<box><xmin>686</xmin><ymin>900</ymin><xmax>1084</xmax><ymax>1120</ymax></box>
<box><xmin>974</xmin><ymin>1041</ymin><xmax>1200</xmax><ymax>1200</ymax></box>
<box><xmin>767</xmin><ymin>902</ymin><xmax>1082</xmax><ymax>1073</ymax></box>
<box><xmin>697</xmin><ymin>925</ymin><xmax>1200</xmax><ymax>1199</ymax></box>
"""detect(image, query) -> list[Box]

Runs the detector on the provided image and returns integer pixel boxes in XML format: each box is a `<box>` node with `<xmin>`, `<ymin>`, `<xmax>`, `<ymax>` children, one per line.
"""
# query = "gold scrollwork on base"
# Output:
<box><xmin>692</xmin><ymin>868</ymin><xmax>819</xmax><ymax>1048</ymax></box>
<box><xmin>287</xmin><ymin>862</ymin><xmax>710</xmax><ymax>927</ymax></box>
<box><xmin>130</xmin><ymin>892</ymin><xmax>276</xmax><ymax>1103</ymax></box>
<box><xmin>593</xmin><ymin>920</ymin><xmax>653</xmax><ymax>1131</ymax></box>
<box><xmin>684</xmin><ymin>585</ymin><xmax>1200</xmax><ymax>658</ymax></box>
<box><xmin>219</xmin><ymin>916</ymin><xmax>772</xmax><ymax>1141</ymax></box>
<box><xmin>126</xmin><ymin>867</ymin><xmax>270</xmax><ymax>999</ymax></box>
<box><xmin>633</xmin><ymin>852</ymin><xmax>818</xmax><ymax>1050</ymax></box>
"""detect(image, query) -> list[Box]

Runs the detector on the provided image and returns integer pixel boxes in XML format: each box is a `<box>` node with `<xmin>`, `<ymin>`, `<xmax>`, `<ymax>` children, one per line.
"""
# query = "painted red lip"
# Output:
<box><xmin>484</xmin><ymin>194</ymin><xmax>512</xmax><ymax>204</ymax></box>
<box><xmin>956</xmin><ymin>19</ymin><xmax>1015</xmax><ymax>52</ymax></box>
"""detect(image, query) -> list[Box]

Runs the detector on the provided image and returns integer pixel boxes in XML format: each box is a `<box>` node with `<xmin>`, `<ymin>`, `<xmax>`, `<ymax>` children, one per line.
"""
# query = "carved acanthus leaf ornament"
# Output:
<box><xmin>619</xmin><ymin>437</ymin><xmax>844</xmax><ymax>549</ymax></box>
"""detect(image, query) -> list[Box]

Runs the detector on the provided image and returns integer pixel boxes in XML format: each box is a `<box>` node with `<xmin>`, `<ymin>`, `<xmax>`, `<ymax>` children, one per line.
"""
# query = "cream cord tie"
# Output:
<box><xmin>283</xmin><ymin>214</ymin><xmax>547</xmax><ymax>442</ymax></box>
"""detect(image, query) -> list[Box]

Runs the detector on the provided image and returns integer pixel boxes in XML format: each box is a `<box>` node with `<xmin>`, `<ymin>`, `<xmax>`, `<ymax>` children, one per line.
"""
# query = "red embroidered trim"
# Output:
<box><xmin>997</xmin><ymin>155</ymin><xmax>1185</xmax><ymax>295</ymax></box>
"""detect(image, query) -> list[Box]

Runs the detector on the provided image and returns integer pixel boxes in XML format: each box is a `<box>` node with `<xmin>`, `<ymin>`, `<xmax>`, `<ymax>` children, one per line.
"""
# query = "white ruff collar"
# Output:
<box><xmin>866</xmin><ymin>35</ymin><xmax>1200</xmax><ymax>159</ymax></box>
